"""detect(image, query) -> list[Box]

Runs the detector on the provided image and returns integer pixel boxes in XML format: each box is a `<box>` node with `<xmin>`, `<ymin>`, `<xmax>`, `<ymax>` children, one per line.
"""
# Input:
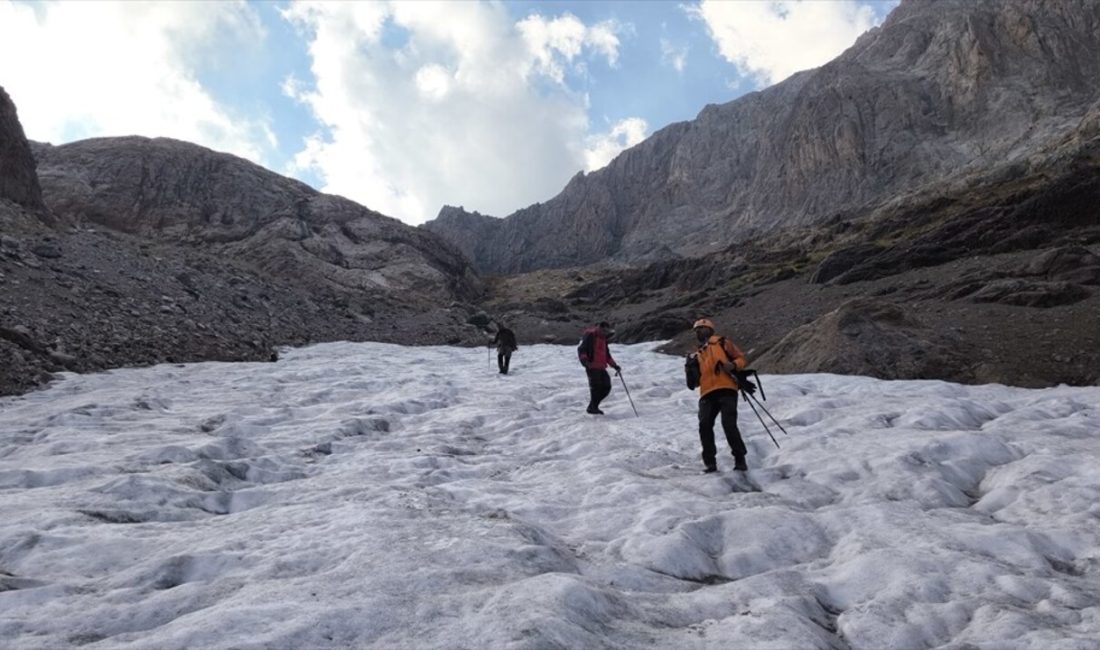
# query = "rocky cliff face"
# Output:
<box><xmin>0</xmin><ymin>86</ymin><xmax>43</xmax><ymax>210</ymax></box>
<box><xmin>430</xmin><ymin>205</ymin><xmax>500</xmax><ymax>267</ymax></box>
<box><xmin>425</xmin><ymin>0</ymin><xmax>1100</xmax><ymax>273</ymax></box>
<box><xmin>33</xmin><ymin>137</ymin><xmax>483</xmax><ymax>305</ymax></box>
<box><xmin>479</xmin><ymin>129</ymin><xmax>1100</xmax><ymax>387</ymax></box>
<box><xmin>1</xmin><ymin>92</ymin><xmax>491</xmax><ymax>396</ymax></box>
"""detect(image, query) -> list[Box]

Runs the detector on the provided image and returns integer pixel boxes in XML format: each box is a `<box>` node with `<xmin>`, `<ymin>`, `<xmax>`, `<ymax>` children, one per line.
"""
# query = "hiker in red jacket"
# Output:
<box><xmin>577</xmin><ymin>321</ymin><xmax>621</xmax><ymax>415</ymax></box>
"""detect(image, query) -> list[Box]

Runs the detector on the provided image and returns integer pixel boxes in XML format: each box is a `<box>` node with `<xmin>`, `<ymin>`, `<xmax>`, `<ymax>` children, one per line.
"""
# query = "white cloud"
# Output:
<box><xmin>585</xmin><ymin>21</ymin><xmax>624</xmax><ymax>66</ymax></box>
<box><xmin>690</xmin><ymin>0</ymin><xmax>880</xmax><ymax>86</ymax></box>
<box><xmin>517</xmin><ymin>13</ymin><xmax>622</xmax><ymax>83</ymax></box>
<box><xmin>414</xmin><ymin>64</ymin><xmax>454</xmax><ymax>102</ymax></box>
<box><xmin>283</xmin><ymin>2</ymin><xmax>631</xmax><ymax>224</ymax></box>
<box><xmin>0</xmin><ymin>0</ymin><xmax>275</xmax><ymax>164</ymax></box>
<box><xmin>584</xmin><ymin>117</ymin><xmax>648</xmax><ymax>172</ymax></box>
<box><xmin>660</xmin><ymin>38</ymin><xmax>689</xmax><ymax>72</ymax></box>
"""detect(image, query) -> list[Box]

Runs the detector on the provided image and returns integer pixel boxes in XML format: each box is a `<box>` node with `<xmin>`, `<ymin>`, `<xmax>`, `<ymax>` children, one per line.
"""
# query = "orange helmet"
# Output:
<box><xmin>693</xmin><ymin>318</ymin><xmax>715</xmax><ymax>330</ymax></box>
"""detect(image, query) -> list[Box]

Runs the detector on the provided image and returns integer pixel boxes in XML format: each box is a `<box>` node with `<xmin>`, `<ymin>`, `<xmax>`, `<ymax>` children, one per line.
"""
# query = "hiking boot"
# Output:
<box><xmin>586</xmin><ymin>407</ymin><xmax>604</xmax><ymax>415</ymax></box>
<box><xmin>733</xmin><ymin>456</ymin><xmax>748</xmax><ymax>472</ymax></box>
<box><xmin>703</xmin><ymin>464</ymin><xmax>718</xmax><ymax>474</ymax></box>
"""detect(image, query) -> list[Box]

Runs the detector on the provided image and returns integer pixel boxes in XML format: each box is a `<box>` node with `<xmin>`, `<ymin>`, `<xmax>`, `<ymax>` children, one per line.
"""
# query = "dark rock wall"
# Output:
<box><xmin>0</xmin><ymin>86</ymin><xmax>43</xmax><ymax>210</ymax></box>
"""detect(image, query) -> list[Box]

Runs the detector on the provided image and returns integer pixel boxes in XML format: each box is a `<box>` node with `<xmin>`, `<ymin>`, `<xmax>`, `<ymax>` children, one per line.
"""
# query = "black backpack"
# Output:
<box><xmin>684</xmin><ymin>354</ymin><xmax>701</xmax><ymax>389</ymax></box>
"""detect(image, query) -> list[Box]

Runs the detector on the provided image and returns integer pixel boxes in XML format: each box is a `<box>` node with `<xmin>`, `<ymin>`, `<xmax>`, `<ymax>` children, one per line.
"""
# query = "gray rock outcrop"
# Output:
<box><xmin>753</xmin><ymin>299</ymin><xmax>965</xmax><ymax>380</ymax></box>
<box><xmin>0</xmin><ymin>86</ymin><xmax>43</xmax><ymax>210</ymax></box>
<box><xmin>32</xmin><ymin>137</ymin><xmax>483</xmax><ymax>305</ymax></box>
<box><xmin>1024</xmin><ymin>246</ymin><xmax>1100</xmax><ymax>285</ymax></box>
<box><xmin>425</xmin><ymin>0</ymin><xmax>1100</xmax><ymax>273</ymax></box>
<box><xmin>966</xmin><ymin>279</ymin><xmax>1089</xmax><ymax>307</ymax></box>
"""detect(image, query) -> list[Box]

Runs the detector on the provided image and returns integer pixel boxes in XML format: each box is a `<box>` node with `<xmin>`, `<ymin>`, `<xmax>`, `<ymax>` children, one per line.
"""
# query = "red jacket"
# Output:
<box><xmin>578</xmin><ymin>326</ymin><xmax>616</xmax><ymax>370</ymax></box>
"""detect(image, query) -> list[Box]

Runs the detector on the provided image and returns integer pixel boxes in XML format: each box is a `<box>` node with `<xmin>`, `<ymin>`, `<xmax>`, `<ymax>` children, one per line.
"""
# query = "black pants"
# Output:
<box><xmin>699</xmin><ymin>388</ymin><xmax>746</xmax><ymax>467</ymax></box>
<box><xmin>497</xmin><ymin>352</ymin><xmax>512</xmax><ymax>374</ymax></box>
<box><xmin>586</xmin><ymin>369</ymin><xmax>611</xmax><ymax>411</ymax></box>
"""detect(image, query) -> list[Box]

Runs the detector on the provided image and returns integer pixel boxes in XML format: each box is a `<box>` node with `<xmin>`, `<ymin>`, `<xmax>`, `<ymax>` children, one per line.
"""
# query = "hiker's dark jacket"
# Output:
<box><xmin>492</xmin><ymin>328</ymin><xmax>517</xmax><ymax>353</ymax></box>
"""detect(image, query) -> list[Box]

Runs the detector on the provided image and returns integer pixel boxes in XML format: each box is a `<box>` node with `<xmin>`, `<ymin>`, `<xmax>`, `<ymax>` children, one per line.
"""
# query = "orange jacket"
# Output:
<box><xmin>695</xmin><ymin>335</ymin><xmax>747</xmax><ymax>397</ymax></box>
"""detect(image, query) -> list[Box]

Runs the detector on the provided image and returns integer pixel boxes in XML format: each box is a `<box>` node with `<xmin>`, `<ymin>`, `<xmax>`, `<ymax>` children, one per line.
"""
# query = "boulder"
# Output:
<box><xmin>615</xmin><ymin>312</ymin><xmax>693</xmax><ymax>343</ymax></box>
<box><xmin>0</xmin><ymin>324</ymin><xmax>45</xmax><ymax>353</ymax></box>
<box><xmin>1024</xmin><ymin>246</ymin><xmax>1100</xmax><ymax>285</ymax></box>
<box><xmin>809</xmin><ymin>244</ymin><xmax>885</xmax><ymax>284</ymax></box>
<box><xmin>967</xmin><ymin>279</ymin><xmax>1089</xmax><ymax>307</ymax></box>
<box><xmin>31</xmin><ymin>242</ymin><xmax>62</xmax><ymax>259</ymax></box>
<box><xmin>754</xmin><ymin>299</ymin><xmax>964</xmax><ymax>380</ymax></box>
<box><xmin>466</xmin><ymin>312</ymin><xmax>491</xmax><ymax>329</ymax></box>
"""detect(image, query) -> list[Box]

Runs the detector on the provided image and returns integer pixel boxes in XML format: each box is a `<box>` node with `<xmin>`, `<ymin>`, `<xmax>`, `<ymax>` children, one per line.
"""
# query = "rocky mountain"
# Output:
<box><xmin>1</xmin><ymin>87</ymin><xmax>495</xmax><ymax>396</ymax></box>
<box><xmin>425</xmin><ymin>0</ymin><xmax>1100</xmax><ymax>274</ymax></box>
<box><xmin>479</xmin><ymin>132</ymin><xmax>1100</xmax><ymax>387</ymax></box>
<box><xmin>4</xmin><ymin>0</ymin><xmax>1099</xmax><ymax>395</ymax></box>
<box><xmin>32</xmin><ymin>137</ymin><xmax>482</xmax><ymax>306</ymax></box>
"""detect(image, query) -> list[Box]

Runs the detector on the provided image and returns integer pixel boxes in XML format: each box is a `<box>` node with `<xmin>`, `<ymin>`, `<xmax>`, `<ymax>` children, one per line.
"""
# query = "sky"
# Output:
<box><xmin>2</xmin><ymin>340</ymin><xmax>1099</xmax><ymax>647</ymax></box>
<box><xmin>0</xmin><ymin>0</ymin><xmax>898</xmax><ymax>225</ymax></box>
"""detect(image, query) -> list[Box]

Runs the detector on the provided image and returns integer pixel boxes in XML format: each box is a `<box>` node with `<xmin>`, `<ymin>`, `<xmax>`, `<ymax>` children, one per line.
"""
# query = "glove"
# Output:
<box><xmin>734</xmin><ymin>369</ymin><xmax>757</xmax><ymax>395</ymax></box>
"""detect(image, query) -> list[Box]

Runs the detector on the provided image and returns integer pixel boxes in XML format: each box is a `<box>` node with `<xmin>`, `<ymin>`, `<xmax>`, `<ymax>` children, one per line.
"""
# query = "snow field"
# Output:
<box><xmin>1</xmin><ymin>341</ymin><xmax>1098</xmax><ymax>649</ymax></box>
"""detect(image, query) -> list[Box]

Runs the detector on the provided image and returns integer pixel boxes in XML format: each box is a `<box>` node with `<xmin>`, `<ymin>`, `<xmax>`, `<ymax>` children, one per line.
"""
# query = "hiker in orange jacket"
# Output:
<box><xmin>687</xmin><ymin>318</ymin><xmax>749</xmax><ymax>472</ymax></box>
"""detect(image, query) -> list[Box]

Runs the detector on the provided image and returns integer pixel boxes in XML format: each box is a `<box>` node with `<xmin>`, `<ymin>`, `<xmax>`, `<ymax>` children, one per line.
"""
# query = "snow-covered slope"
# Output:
<box><xmin>1</xmin><ymin>342</ymin><xmax>1098</xmax><ymax>649</ymax></box>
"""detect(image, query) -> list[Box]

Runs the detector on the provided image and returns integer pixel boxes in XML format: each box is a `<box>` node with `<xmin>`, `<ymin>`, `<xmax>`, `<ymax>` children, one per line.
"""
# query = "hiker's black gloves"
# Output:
<box><xmin>735</xmin><ymin>370</ymin><xmax>757</xmax><ymax>395</ymax></box>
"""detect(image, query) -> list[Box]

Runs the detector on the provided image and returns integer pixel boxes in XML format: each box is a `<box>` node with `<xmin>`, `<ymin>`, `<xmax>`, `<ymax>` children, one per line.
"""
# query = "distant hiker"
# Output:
<box><xmin>686</xmin><ymin>318</ymin><xmax>749</xmax><ymax>472</ymax></box>
<box><xmin>490</xmin><ymin>322</ymin><xmax>518</xmax><ymax>374</ymax></box>
<box><xmin>578</xmin><ymin>321</ymin><xmax>621</xmax><ymax>415</ymax></box>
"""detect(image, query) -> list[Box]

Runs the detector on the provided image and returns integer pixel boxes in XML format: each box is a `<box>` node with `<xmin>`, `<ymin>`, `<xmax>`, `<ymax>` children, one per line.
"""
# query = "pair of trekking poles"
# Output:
<box><xmin>735</xmin><ymin>369</ymin><xmax>789</xmax><ymax>449</ymax></box>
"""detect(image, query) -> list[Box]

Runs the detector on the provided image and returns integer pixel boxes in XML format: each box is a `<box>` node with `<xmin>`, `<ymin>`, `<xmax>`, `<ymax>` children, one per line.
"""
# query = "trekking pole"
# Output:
<box><xmin>742</xmin><ymin>390</ymin><xmax>780</xmax><ymax>449</ymax></box>
<box><xmin>744</xmin><ymin>390</ymin><xmax>789</xmax><ymax>436</ymax></box>
<box><xmin>737</xmin><ymin>369</ymin><xmax>788</xmax><ymax>436</ymax></box>
<box><xmin>617</xmin><ymin>371</ymin><xmax>639</xmax><ymax>417</ymax></box>
<box><xmin>752</xmin><ymin>370</ymin><xmax>766</xmax><ymax>401</ymax></box>
<box><xmin>487</xmin><ymin>344</ymin><xmax>492</xmax><ymax>372</ymax></box>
